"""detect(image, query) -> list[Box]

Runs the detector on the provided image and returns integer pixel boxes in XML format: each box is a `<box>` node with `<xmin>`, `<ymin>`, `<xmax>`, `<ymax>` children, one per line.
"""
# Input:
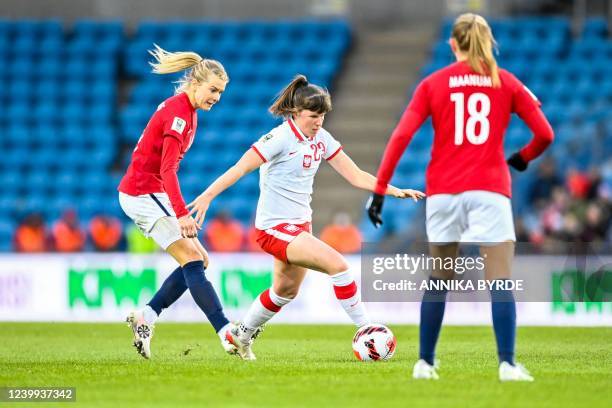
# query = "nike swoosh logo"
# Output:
<box><xmin>288</xmin><ymin>151</ymin><xmax>298</xmax><ymax>156</ymax></box>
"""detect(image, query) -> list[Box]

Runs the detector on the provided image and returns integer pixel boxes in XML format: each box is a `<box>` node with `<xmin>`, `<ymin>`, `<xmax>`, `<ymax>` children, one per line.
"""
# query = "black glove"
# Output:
<box><xmin>366</xmin><ymin>193</ymin><xmax>385</xmax><ymax>228</ymax></box>
<box><xmin>507</xmin><ymin>152</ymin><xmax>528</xmax><ymax>172</ymax></box>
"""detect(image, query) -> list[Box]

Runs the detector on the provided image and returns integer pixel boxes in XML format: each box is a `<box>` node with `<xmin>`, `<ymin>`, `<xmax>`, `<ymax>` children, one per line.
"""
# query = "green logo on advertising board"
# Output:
<box><xmin>552</xmin><ymin>269</ymin><xmax>612</xmax><ymax>314</ymax></box>
<box><xmin>69</xmin><ymin>268</ymin><xmax>157</xmax><ymax>308</ymax></box>
<box><xmin>221</xmin><ymin>268</ymin><xmax>272</xmax><ymax>308</ymax></box>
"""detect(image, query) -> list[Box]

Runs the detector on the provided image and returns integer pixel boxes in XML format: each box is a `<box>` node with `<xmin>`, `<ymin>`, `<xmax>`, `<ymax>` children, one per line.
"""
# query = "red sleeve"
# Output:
<box><xmin>508</xmin><ymin>71</ymin><xmax>541</xmax><ymax>116</ymax></box>
<box><xmin>160</xmin><ymin>135</ymin><xmax>189</xmax><ymax>218</ymax></box>
<box><xmin>517</xmin><ymin>107</ymin><xmax>554</xmax><ymax>162</ymax></box>
<box><xmin>374</xmin><ymin>108</ymin><xmax>428</xmax><ymax>195</ymax></box>
<box><xmin>406</xmin><ymin>80</ymin><xmax>431</xmax><ymax>118</ymax></box>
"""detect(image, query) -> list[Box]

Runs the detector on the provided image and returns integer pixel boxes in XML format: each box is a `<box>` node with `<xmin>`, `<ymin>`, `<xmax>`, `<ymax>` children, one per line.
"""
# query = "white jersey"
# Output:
<box><xmin>251</xmin><ymin>118</ymin><xmax>342</xmax><ymax>230</ymax></box>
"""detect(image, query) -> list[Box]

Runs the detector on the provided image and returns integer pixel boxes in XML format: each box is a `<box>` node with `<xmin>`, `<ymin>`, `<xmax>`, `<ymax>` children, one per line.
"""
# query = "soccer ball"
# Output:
<box><xmin>352</xmin><ymin>324</ymin><xmax>396</xmax><ymax>361</ymax></box>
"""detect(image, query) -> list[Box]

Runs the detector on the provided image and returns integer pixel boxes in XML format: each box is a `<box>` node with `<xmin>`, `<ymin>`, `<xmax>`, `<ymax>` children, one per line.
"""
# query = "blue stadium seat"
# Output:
<box><xmin>37</xmin><ymin>58</ymin><xmax>62</xmax><ymax>80</ymax></box>
<box><xmin>0</xmin><ymin>219</ymin><xmax>14</xmax><ymax>251</ymax></box>
<box><xmin>582</xmin><ymin>17</ymin><xmax>608</xmax><ymax>39</ymax></box>
<box><xmin>0</xmin><ymin>170</ymin><xmax>21</xmax><ymax>192</ymax></box>
<box><xmin>6</xmin><ymin>101</ymin><xmax>29</xmax><ymax>124</ymax></box>
<box><xmin>74</xmin><ymin>19</ymin><xmax>123</xmax><ymax>39</ymax></box>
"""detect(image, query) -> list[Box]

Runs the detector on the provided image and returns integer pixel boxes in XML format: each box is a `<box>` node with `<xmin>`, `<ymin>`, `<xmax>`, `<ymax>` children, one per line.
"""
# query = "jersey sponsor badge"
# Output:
<box><xmin>171</xmin><ymin>117</ymin><xmax>187</xmax><ymax>134</ymax></box>
<box><xmin>260</xmin><ymin>133</ymin><xmax>274</xmax><ymax>143</ymax></box>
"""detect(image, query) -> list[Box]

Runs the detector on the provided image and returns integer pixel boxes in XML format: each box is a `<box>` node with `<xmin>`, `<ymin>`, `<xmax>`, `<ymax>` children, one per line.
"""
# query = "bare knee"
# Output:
<box><xmin>184</xmin><ymin>249</ymin><xmax>203</xmax><ymax>264</ymax></box>
<box><xmin>273</xmin><ymin>282</ymin><xmax>300</xmax><ymax>299</ymax></box>
<box><xmin>327</xmin><ymin>257</ymin><xmax>349</xmax><ymax>275</ymax></box>
<box><xmin>167</xmin><ymin>240</ymin><xmax>203</xmax><ymax>266</ymax></box>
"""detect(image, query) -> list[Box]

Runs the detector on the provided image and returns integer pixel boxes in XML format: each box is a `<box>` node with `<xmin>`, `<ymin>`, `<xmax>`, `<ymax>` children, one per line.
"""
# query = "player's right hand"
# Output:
<box><xmin>366</xmin><ymin>193</ymin><xmax>385</xmax><ymax>228</ymax></box>
<box><xmin>186</xmin><ymin>195</ymin><xmax>210</xmax><ymax>228</ymax></box>
<box><xmin>178</xmin><ymin>215</ymin><xmax>199</xmax><ymax>238</ymax></box>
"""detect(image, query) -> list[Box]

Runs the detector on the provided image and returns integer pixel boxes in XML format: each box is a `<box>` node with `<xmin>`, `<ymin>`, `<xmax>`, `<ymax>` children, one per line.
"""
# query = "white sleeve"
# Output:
<box><xmin>252</xmin><ymin>131</ymin><xmax>287</xmax><ymax>162</ymax></box>
<box><xmin>321</xmin><ymin>130</ymin><xmax>343</xmax><ymax>160</ymax></box>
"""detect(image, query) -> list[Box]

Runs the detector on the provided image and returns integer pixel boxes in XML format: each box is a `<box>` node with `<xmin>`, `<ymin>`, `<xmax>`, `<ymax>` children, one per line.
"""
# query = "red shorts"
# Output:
<box><xmin>255</xmin><ymin>222</ymin><xmax>312</xmax><ymax>263</ymax></box>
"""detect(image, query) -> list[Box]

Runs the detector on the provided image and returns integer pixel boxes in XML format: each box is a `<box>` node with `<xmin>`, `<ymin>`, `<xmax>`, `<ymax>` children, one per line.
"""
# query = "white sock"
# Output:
<box><xmin>242</xmin><ymin>288</ymin><xmax>292</xmax><ymax>330</ymax></box>
<box><xmin>141</xmin><ymin>306</ymin><xmax>158</xmax><ymax>326</ymax></box>
<box><xmin>331</xmin><ymin>271</ymin><xmax>370</xmax><ymax>327</ymax></box>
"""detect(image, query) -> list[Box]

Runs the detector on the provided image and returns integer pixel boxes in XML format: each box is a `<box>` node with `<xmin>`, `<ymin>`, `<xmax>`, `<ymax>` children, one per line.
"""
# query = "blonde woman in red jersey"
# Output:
<box><xmin>118</xmin><ymin>45</ymin><xmax>236</xmax><ymax>359</ymax></box>
<box><xmin>367</xmin><ymin>14</ymin><xmax>554</xmax><ymax>381</ymax></box>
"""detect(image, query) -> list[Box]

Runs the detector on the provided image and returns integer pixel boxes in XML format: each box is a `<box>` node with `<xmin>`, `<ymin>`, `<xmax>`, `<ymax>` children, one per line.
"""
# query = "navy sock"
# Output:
<box><xmin>182</xmin><ymin>260</ymin><xmax>229</xmax><ymax>332</ymax></box>
<box><xmin>490</xmin><ymin>280</ymin><xmax>516</xmax><ymax>365</ymax></box>
<box><xmin>419</xmin><ymin>278</ymin><xmax>448</xmax><ymax>365</ymax></box>
<box><xmin>148</xmin><ymin>266</ymin><xmax>187</xmax><ymax>315</ymax></box>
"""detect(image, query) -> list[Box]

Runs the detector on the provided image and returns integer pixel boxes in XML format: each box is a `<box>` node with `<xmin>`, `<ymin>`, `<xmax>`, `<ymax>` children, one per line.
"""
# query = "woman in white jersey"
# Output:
<box><xmin>188</xmin><ymin>75</ymin><xmax>425</xmax><ymax>360</ymax></box>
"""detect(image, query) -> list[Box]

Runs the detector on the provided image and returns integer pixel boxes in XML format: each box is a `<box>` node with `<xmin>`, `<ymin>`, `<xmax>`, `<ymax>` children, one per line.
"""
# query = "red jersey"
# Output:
<box><xmin>375</xmin><ymin>61</ymin><xmax>553</xmax><ymax>198</ymax></box>
<box><xmin>119</xmin><ymin>92</ymin><xmax>197</xmax><ymax>218</ymax></box>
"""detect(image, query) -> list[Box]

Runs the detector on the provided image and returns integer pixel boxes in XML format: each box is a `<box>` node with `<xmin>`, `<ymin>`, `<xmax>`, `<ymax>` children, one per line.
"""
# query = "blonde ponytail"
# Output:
<box><xmin>452</xmin><ymin>13</ymin><xmax>501</xmax><ymax>88</ymax></box>
<box><xmin>149</xmin><ymin>44</ymin><xmax>202</xmax><ymax>74</ymax></box>
<box><xmin>148</xmin><ymin>44</ymin><xmax>229</xmax><ymax>93</ymax></box>
<box><xmin>269</xmin><ymin>74</ymin><xmax>332</xmax><ymax>117</ymax></box>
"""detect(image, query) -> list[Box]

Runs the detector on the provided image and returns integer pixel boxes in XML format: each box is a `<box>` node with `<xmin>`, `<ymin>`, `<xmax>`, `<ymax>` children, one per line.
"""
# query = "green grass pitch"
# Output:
<box><xmin>1</xmin><ymin>323</ymin><xmax>610</xmax><ymax>407</ymax></box>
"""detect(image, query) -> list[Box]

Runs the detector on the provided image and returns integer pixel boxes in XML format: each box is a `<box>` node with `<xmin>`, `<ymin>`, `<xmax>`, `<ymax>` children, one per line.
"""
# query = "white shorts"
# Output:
<box><xmin>426</xmin><ymin>190</ymin><xmax>516</xmax><ymax>244</ymax></box>
<box><xmin>118</xmin><ymin>192</ymin><xmax>182</xmax><ymax>250</ymax></box>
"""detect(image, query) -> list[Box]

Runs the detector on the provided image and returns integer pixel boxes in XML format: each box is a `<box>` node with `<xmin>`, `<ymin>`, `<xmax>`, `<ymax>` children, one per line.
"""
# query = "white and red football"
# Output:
<box><xmin>352</xmin><ymin>324</ymin><xmax>396</xmax><ymax>362</ymax></box>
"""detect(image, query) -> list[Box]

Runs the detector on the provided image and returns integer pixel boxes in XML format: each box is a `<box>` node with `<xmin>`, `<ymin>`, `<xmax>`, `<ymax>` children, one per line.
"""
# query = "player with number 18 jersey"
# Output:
<box><xmin>369</xmin><ymin>13</ymin><xmax>555</xmax><ymax>382</ymax></box>
<box><xmin>375</xmin><ymin>60</ymin><xmax>552</xmax><ymax>199</ymax></box>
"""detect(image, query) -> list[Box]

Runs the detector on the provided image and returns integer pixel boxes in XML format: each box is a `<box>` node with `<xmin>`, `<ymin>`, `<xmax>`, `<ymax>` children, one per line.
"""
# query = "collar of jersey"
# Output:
<box><xmin>179</xmin><ymin>92</ymin><xmax>196</xmax><ymax>112</ymax></box>
<box><xmin>288</xmin><ymin>118</ymin><xmax>313</xmax><ymax>142</ymax></box>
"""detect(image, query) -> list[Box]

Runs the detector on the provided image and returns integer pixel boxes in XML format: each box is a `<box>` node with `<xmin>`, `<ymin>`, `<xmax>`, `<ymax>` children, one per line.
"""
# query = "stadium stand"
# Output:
<box><xmin>1</xmin><ymin>16</ymin><xmax>610</xmax><ymax>250</ymax></box>
<box><xmin>0</xmin><ymin>19</ymin><xmax>123</xmax><ymax>250</ymax></box>
<box><xmin>0</xmin><ymin>18</ymin><xmax>350</xmax><ymax>250</ymax></box>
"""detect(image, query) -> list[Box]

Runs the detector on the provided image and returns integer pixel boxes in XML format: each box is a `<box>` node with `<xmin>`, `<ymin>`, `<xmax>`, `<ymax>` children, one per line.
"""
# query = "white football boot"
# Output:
<box><xmin>217</xmin><ymin>323</ymin><xmax>238</xmax><ymax>355</ymax></box>
<box><xmin>499</xmin><ymin>362</ymin><xmax>534</xmax><ymax>382</ymax></box>
<box><xmin>126</xmin><ymin>311</ymin><xmax>154</xmax><ymax>359</ymax></box>
<box><xmin>412</xmin><ymin>359</ymin><xmax>439</xmax><ymax>380</ymax></box>
<box><xmin>224</xmin><ymin>322</ymin><xmax>262</xmax><ymax>361</ymax></box>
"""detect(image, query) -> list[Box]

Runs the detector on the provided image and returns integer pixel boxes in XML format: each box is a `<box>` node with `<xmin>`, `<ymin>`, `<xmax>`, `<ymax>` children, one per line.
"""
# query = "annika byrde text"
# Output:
<box><xmin>369</xmin><ymin>254</ymin><xmax>524</xmax><ymax>291</ymax></box>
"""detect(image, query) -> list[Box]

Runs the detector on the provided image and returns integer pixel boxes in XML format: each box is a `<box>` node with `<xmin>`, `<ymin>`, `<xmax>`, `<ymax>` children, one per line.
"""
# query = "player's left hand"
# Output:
<box><xmin>187</xmin><ymin>195</ymin><xmax>211</xmax><ymax>228</ymax></box>
<box><xmin>366</xmin><ymin>193</ymin><xmax>385</xmax><ymax>228</ymax></box>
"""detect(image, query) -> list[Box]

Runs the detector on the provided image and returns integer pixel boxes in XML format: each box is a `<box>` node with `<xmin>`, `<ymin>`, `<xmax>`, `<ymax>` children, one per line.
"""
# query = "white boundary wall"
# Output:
<box><xmin>0</xmin><ymin>253</ymin><xmax>610</xmax><ymax>325</ymax></box>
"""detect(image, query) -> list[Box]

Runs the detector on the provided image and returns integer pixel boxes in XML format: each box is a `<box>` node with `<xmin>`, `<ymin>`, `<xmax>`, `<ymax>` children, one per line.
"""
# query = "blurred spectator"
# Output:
<box><xmin>204</xmin><ymin>211</ymin><xmax>245</xmax><ymax>252</ymax></box>
<box><xmin>126</xmin><ymin>224</ymin><xmax>159</xmax><ymax>253</ymax></box>
<box><xmin>320</xmin><ymin>212</ymin><xmax>362</xmax><ymax>253</ymax></box>
<box><xmin>540</xmin><ymin>187</ymin><xmax>570</xmax><ymax>235</ymax></box>
<box><xmin>554</xmin><ymin>213</ymin><xmax>581</xmax><ymax>242</ymax></box>
<box><xmin>586</xmin><ymin>168</ymin><xmax>603</xmax><ymax>200</ymax></box>
<box><xmin>528</xmin><ymin>158</ymin><xmax>562</xmax><ymax>207</ymax></box>
<box><xmin>580</xmin><ymin>203</ymin><xmax>609</xmax><ymax>242</ymax></box>
<box><xmin>14</xmin><ymin>213</ymin><xmax>49</xmax><ymax>252</ymax></box>
<box><xmin>89</xmin><ymin>215</ymin><xmax>123</xmax><ymax>251</ymax></box>
<box><xmin>52</xmin><ymin>209</ymin><xmax>86</xmax><ymax>252</ymax></box>
<box><xmin>566</xmin><ymin>168</ymin><xmax>591</xmax><ymax>199</ymax></box>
